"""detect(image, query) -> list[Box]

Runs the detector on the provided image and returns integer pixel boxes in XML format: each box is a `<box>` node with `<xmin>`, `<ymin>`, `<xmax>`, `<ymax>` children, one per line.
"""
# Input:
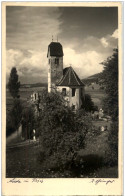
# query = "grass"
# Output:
<box><xmin>6</xmin><ymin>129</ymin><xmax>118</xmax><ymax>178</ymax></box>
<box><xmin>92</xmin><ymin>120</ymin><xmax>111</xmax><ymax>129</ymax></box>
<box><xmin>85</xmin><ymin>85</ymin><xmax>105</xmax><ymax>108</ymax></box>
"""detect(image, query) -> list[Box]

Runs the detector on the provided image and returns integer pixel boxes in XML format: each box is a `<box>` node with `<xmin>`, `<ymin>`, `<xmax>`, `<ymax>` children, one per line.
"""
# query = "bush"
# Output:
<box><xmin>73</xmin><ymin>154</ymin><xmax>103</xmax><ymax>176</ymax></box>
<box><xmin>100</xmin><ymin>86</ymin><xmax>104</xmax><ymax>90</ymax></box>
<box><xmin>81</xmin><ymin>94</ymin><xmax>98</xmax><ymax>112</ymax></box>
<box><xmin>86</xmin><ymin>125</ymin><xmax>101</xmax><ymax>139</ymax></box>
<box><xmin>22</xmin><ymin>105</ymin><xmax>37</xmax><ymax>139</ymax></box>
<box><xmin>104</xmin><ymin>122</ymin><xmax>118</xmax><ymax>166</ymax></box>
<box><xmin>6</xmin><ymin>114</ymin><xmax>15</xmax><ymax>137</ymax></box>
<box><xmin>37</xmin><ymin>151</ymin><xmax>46</xmax><ymax>163</ymax></box>
<box><xmin>6</xmin><ymin>99</ymin><xmax>23</xmax><ymax>137</ymax></box>
<box><xmin>38</xmin><ymin>91</ymin><xmax>92</xmax><ymax>171</ymax></box>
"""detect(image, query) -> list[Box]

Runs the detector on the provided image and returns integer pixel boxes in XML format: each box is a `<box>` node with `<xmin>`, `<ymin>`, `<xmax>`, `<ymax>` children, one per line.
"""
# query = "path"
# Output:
<box><xmin>7</xmin><ymin>138</ymin><xmax>39</xmax><ymax>149</ymax></box>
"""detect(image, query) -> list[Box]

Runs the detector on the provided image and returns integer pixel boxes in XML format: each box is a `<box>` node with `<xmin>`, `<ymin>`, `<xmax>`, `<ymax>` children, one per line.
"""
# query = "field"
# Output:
<box><xmin>6</xmin><ymin>84</ymin><xmax>104</xmax><ymax>111</ymax></box>
<box><xmin>6</xmin><ymin>87</ymin><xmax>45</xmax><ymax>101</ymax></box>
<box><xmin>6</xmin><ymin>87</ymin><xmax>45</xmax><ymax>112</ymax></box>
<box><xmin>85</xmin><ymin>83</ymin><xmax>106</xmax><ymax>109</ymax></box>
<box><xmin>6</xmin><ymin>85</ymin><xmax>109</xmax><ymax>132</ymax></box>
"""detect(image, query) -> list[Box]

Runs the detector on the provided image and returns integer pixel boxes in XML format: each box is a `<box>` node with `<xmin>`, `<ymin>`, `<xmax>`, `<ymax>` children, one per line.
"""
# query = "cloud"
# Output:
<box><xmin>63</xmin><ymin>48</ymin><xmax>104</xmax><ymax>79</ymax></box>
<box><xmin>100</xmin><ymin>38</ymin><xmax>109</xmax><ymax>48</ymax></box>
<box><xmin>6</xmin><ymin>47</ymin><xmax>104</xmax><ymax>83</ymax></box>
<box><xmin>112</xmin><ymin>29</ymin><xmax>118</xmax><ymax>39</ymax></box>
<box><xmin>6</xmin><ymin>6</ymin><xmax>63</xmax><ymax>83</ymax></box>
<box><xmin>6</xmin><ymin>27</ymin><xmax>118</xmax><ymax>84</ymax></box>
<box><xmin>6</xmin><ymin>49</ymin><xmax>48</xmax><ymax>83</ymax></box>
<box><xmin>6</xmin><ymin>49</ymin><xmax>24</xmax><ymax>75</ymax></box>
<box><xmin>100</xmin><ymin>29</ymin><xmax>118</xmax><ymax>50</ymax></box>
<box><xmin>63</xmin><ymin>29</ymin><xmax>118</xmax><ymax>78</ymax></box>
<box><xmin>6</xmin><ymin>7</ymin><xmax>62</xmax><ymax>51</ymax></box>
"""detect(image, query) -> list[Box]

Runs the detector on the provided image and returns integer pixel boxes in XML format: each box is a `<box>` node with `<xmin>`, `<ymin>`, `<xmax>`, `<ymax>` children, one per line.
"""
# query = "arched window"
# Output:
<box><xmin>72</xmin><ymin>88</ymin><xmax>76</xmax><ymax>97</ymax></box>
<box><xmin>62</xmin><ymin>88</ymin><xmax>66</xmax><ymax>96</ymax></box>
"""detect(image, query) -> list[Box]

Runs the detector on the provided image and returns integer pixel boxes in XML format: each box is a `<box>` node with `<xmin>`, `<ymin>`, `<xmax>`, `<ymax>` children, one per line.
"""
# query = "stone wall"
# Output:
<box><xmin>48</xmin><ymin>56</ymin><xmax>63</xmax><ymax>92</ymax></box>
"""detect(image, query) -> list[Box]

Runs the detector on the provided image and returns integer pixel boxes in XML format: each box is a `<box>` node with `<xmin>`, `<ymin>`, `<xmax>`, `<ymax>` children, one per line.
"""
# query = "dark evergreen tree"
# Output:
<box><xmin>8</xmin><ymin>67</ymin><xmax>20</xmax><ymax>98</ymax></box>
<box><xmin>81</xmin><ymin>94</ymin><xmax>98</xmax><ymax>112</ymax></box>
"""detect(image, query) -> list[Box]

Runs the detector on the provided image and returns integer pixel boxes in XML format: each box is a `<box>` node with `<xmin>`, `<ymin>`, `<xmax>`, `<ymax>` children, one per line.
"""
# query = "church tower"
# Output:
<box><xmin>47</xmin><ymin>41</ymin><xmax>64</xmax><ymax>92</ymax></box>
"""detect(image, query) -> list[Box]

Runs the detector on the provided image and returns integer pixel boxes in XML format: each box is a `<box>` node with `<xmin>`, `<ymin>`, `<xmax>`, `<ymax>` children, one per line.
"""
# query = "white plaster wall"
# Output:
<box><xmin>57</xmin><ymin>86</ymin><xmax>70</xmax><ymax>106</ymax></box>
<box><xmin>69</xmin><ymin>88</ymin><xmax>80</xmax><ymax>110</ymax></box>
<box><xmin>57</xmin><ymin>86</ymin><xmax>85</xmax><ymax>110</ymax></box>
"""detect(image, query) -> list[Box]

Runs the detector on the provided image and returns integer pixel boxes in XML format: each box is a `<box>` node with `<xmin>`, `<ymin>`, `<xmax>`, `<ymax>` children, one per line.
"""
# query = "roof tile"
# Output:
<box><xmin>57</xmin><ymin>67</ymin><xmax>84</xmax><ymax>86</ymax></box>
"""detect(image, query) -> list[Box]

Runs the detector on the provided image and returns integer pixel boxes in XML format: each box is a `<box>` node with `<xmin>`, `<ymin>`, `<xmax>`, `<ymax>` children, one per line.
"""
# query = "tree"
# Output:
<box><xmin>81</xmin><ymin>94</ymin><xmax>98</xmax><ymax>112</ymax></box>
<box><xmin>101</xmin><ymin>49</ymin><xmax>118</xmax><ymax>166</ymax></box>
<box><xmin>101</xmin><ymin>49</ymin><xmax>118</xmax><ymax>121</ymax></box>
<box><xmin>22</xmin><ymin>105</ymin><xmax>37</xmax><ymax>139</ymax></box>
<box><xmin>6</xmin><ymin>99</ymin><xmax>23</xmax><ymax>136</ymax></box>
<box><xmin>38</xmin><ymin>90</ymin><xmax>91</xmax><ymax>171</ymax></box>
<box><xmin>8</xmin><ymin>67</ymin><xmax>20</xmax><ymax>98</ymax></box>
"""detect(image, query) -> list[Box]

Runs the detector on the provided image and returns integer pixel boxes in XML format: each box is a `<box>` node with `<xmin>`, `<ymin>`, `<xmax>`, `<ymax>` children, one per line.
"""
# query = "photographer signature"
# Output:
<box><xmin>90</xmin><ymin>179</ymin><xmax>115</xmax><ymax>185</ymax></box>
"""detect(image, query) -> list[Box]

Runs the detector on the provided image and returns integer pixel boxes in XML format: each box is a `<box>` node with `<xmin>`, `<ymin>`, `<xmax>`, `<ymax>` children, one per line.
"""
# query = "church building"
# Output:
<box><xmin>47</xmin><ymin>41</ymin><xmax>85</xmax><ymax>110</ymax></box>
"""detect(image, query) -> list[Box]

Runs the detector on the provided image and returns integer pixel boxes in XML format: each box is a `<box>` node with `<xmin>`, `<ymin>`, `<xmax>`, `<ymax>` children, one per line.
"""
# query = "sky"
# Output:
<box><xmin>6</xmin><ymin>6</ymin><xmax>118</xmax><ymax>84</ymax></box>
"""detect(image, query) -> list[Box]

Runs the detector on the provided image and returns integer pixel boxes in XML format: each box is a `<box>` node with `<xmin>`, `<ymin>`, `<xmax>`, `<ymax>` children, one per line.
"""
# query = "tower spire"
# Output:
<box><xmin>57</xmin><ymin>36</ymin><xmax>58</xmax><ymax>42</ymax></box>
<box><xmin>52</xmin><ymin>35</ymin><xmax>53</xmax><ymax>42</ymax></box>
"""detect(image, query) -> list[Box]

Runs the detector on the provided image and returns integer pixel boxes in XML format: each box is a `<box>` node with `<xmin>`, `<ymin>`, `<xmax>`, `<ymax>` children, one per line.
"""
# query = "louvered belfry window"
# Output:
<box><xmin>72</xmin><ymin>88</ymin><xmax>76</xmax><ymax>97</ymax></box>
<box><xmin>55</xmin><ymin>58</ymin><xmax>59</xmax><ymax>65</ymax></box>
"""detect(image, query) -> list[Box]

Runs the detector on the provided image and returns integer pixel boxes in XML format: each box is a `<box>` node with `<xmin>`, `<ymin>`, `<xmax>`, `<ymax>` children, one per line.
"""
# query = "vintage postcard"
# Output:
<box><xmin>2</xmin><ymin>1</ymin><xmax>123</xmax><ymax>196</ymax></box>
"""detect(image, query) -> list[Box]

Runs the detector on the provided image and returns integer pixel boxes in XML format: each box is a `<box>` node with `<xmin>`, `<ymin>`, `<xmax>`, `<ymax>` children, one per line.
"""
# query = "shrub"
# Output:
<box><xmin>85</xmin><ymin>125</ymin><xmax>101</xmax><ymax>139</ymax></box>
<box><xmin>38</xmin><ymin>91</ymin><xmax>92</xmax><ymax>171</ymax></box>
<box><xmin>81</xmin><ymin>94</ymin><xmax>98</xmax><ymax>112</ymax></box>
<box><xmin>104</xmin><ymin>122</ymin><xmax>118</xmax><ymax>166</ymax></box>
<box><xmin>37</xmin><ymin>151</ymin><xmax>46</xmax><ymax>163</ymax></box>
<box><xmin>6</xmin><ymin>114</ymin><xmax>15</xmax><ymax>137</ymax></box>
<box><xmin>6</xmin><ymin>99</ymin><xmax>23</xmax><ymax>137</ymax></box>
<box><xmin>100</xmin><ymin>86</ymin><xmax>104</xmax><ymax>90</ymax></box>
<box><xmin>22</xmin><ymin>105</ymin><xmax>36</xmax><ymax>139</ymax></box>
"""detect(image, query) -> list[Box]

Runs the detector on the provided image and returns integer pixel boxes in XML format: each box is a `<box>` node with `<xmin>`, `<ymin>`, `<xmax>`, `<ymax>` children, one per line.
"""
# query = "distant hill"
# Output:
<box><xmin>21</xmin><ymin>83</ymin><xmax>47</xmax><ymax>88</ymax></box>
<box><xmin>82</xmin><ymin>72</ymin><xmax>103</xmax><ymax>85</ymax></box>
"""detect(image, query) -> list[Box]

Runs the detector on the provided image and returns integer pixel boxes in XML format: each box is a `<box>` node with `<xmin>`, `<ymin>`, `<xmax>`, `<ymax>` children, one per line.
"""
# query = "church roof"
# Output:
<box><xmin>47</xmin><ymin>42</ymin><xmax>63</xmax><ymax>57</ymax></box>
<box><xmin>57</xmin><ymin>66</ymin><xmax>85</xmax><ymax>87</ymax></box>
